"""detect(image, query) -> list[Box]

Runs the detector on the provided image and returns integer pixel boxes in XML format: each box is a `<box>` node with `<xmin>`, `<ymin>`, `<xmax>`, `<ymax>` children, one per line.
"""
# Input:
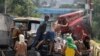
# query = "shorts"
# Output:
<box><xmin>44</xmin><ymin>31</ymin><xmax>56</xmax><ymax>41</ymax></box>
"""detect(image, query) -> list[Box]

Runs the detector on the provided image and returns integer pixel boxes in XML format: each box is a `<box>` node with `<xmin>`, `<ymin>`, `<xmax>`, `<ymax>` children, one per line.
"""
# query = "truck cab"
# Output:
<box><xmin>13</xmin><ymin>17</ymin><xmax>43</xmax><ymax>46</ymax></box>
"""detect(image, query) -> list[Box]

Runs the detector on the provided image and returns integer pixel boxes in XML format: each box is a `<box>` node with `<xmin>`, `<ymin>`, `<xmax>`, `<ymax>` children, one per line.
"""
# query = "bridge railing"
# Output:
<box><xmin>90</xmin><ymin>40</ymin><xmax>100</xmax><ymax>56</ymax></box>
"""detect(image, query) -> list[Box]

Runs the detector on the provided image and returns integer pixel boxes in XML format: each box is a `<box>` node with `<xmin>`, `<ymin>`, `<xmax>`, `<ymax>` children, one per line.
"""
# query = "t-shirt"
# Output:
<box><xmin>54</xmin><ymin>37</ymin><xmax>63</xmax><ymax>52</ymax></box>
<box><xmin>37</xmin><ymin>21</ymin><xmax>47</xmax><ymax>33</ymax></box>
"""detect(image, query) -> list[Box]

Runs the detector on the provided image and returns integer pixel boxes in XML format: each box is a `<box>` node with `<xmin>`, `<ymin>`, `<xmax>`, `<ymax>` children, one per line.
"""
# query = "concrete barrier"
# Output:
<box><xmin>90</xmin><ymin>40</ymin><xmax>100</xmax><ymax>56</ymax></box>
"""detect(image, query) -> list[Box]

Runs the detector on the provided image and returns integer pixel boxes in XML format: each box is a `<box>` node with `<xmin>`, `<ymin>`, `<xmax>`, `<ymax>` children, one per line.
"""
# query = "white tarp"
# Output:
<box><xmin>0</xmin><ymin>14</ymin><xmax>8</xmax><ymax>31</ymax></box>
<box><xmin>0</xmin><ymin>14</ymin><xmax>13</xmax><ymax>47</ymax></box>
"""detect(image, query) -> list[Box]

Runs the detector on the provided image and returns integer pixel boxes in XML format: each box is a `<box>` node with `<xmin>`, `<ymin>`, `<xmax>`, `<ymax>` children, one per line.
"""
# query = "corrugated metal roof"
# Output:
<box><xmin>13</xmin><ymin>17</ymin><xmax>43</xmax><ymax>21</ymax></box>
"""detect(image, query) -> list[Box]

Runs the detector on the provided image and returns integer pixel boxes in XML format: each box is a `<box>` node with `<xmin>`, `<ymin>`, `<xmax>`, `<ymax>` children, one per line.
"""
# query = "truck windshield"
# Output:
<box><xmin>30</xmin><ymin>23</ymin><xmax>39</xmax><ymax>33</ymax></box>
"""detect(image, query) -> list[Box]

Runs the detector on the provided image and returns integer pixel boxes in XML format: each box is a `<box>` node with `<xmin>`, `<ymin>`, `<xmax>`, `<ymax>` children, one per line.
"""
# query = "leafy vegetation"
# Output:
<box><xmin>59</xmin><ymin>3</ymin><xmax>85</xmax><ymax>9</ymax></box>
<box><xmin>3</xmin><ymin>0</ymin><xmax>41</xmax><ymax>17</ymax></box>
<box><xmin>0</xmin><ymin>0</ymin><xmax>5</xmax><ymax>13</ymax></box>
<box><xmin>92</xmin><ymin>0</ymin><xmax>100</xmax><ymax>40</ymax></box>
<box><xmin>59</xmin><ymin>4</ymin><xmax>76</xmax><ymax>8</ymax></box>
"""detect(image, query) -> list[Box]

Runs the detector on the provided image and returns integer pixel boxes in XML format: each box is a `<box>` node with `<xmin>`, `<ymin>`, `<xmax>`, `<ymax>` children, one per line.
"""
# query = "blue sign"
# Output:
<box><xmin>37</xmin><ymin>8</ymin><xmax>77</xmax><ymax>14</ymax></box>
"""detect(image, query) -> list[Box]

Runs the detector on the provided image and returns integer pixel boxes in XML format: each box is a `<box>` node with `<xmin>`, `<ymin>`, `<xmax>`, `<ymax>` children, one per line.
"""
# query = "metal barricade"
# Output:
<box><xmin>90</xmin><ymin>40</ymin><xmax>100</xmax><ymax>56</ymax></box>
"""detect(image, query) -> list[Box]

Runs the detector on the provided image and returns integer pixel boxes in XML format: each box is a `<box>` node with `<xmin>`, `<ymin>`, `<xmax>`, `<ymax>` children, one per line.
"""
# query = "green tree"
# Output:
<box><xmin>59</xmin><ymin>4</ymin><xmax>75</xmax><ymax>8</ymax></box>
<box><xmin>10</xmin><ymin>0</ymin><xmax>34</xmax><ymax>16</ymax></box>
<box><xmin>32</xmin><ymin>0</ymin><xmax>40</xmax><ymax>7</ymax></box>
<box><xmin>5</xmin><ymin>0</ymin><xmax>40</xmax><ymax>17</ymax></box>
<box><xmin>92</xmin><ymin>0</ymin><xmax>100</xmax><ymax>40</ymax></box>
<box><xmin>0</xmin><ymin>0</ymin><xmax>5</xmax><ymax>13</ymax></box>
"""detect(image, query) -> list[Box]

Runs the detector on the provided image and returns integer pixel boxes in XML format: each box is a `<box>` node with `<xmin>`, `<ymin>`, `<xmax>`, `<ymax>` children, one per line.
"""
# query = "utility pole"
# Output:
<box><xmin>85</xmin><ymin>0</ymin><xmax>93</xmax><ymax>26</ymax></box>
<box><xmin>27</xmin><ymin>0</ymin><xmax>29</xmax><ymax>16</ymax></box>
<box><xmin>89</xmin><ymin>0</ymin><xmax>93</xmax><ymax>26</ymax></box>
<box><xmin>4</xmin><ymin>0</ymin><xmax>7</xmax><ymax>14</ymax></box>
<box><xmin>86</xmin><ymin>0</ymin><xmax>93</xmax><ymax>38</ymax></box>
<box><xmin>87</xmin><ymin>0</ymin><xmax>93</xmax><ymax>26</ymax></box>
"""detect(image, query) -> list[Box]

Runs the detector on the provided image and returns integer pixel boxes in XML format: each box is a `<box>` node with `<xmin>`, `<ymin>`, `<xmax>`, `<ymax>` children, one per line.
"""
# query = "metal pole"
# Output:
<box><xmin>85</xmin><ymin>0</ymin><xmax>90</xmax><ymax>22</ymax></box>
<box><xmin>27</xmin><ymin>0</ymin><xmax>29</xmax><ymax>16</ymax></box>
<box><xmin>86</xmin><ymin>0</ymin><xmax>92</xmax><ymax>26</ymax></box>
<box><xmin>89</xmin><ymin>10</ymin><xmax>92</xmax><ymax>26</ymax></box>
<box><xmin>89</xmin><ymin>0</ymin><xmax>93</xmax><ymax>26</ymax></box>
<box><xmin>4</xmin><ymin>0</ymin><xmax>7</xmax><ymax>14</ymax></box>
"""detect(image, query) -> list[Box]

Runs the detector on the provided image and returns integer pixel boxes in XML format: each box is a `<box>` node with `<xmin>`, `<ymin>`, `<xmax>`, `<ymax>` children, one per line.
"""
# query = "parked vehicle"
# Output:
<box><xmin>0</xmin><ymin>14</ymin><xmax>13</xmax><ymax>49</ymax></box>
<box><xmin>13</xmin><ymin>17</ymin><xmax>43</xmax><ymax>47</ymax></box>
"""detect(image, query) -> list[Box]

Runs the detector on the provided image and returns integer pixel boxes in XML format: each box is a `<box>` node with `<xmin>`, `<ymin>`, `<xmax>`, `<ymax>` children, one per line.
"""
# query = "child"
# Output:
<box><xmin>54</xmin><ymin>32</ymin><xmax>63</xmax><ymax>54</ymax></box>
<box><xmin>65</xmin><ymin>33</ymin><xmax>81</xmax><ymax>56</ymax></box>
<box><xmin>14</xmin><ymin>34</ymin><xmax>27</xmax><ymax>56</ymax></box>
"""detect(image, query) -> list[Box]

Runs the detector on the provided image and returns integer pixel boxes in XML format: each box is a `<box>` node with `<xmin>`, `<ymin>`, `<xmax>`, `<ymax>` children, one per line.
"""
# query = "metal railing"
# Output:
<box><xmin>90</xmin><ymin>40</ymin><xmax>100</xmax><ymax>56</ymax></box>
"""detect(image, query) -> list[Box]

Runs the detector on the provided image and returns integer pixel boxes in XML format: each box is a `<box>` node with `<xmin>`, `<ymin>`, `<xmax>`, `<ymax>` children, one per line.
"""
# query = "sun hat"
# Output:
<box><xmin>19</xmin><ymin>34</ymin><xmax>25</xmax><ymax>43</ymax></box>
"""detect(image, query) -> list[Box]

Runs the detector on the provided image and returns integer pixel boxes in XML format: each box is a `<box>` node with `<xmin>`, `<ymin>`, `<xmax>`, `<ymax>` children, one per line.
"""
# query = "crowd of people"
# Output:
<box><xmin>11</xmin><ymin>15</ymin><xmax>91</xmax><ymax>56</ymax></box>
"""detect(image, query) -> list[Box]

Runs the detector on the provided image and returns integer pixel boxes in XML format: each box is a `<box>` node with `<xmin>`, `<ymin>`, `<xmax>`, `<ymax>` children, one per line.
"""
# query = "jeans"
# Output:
<box><xmin>44</xmin><ymin>31</ymin><xmax>55</xmax><ymax>42</ymax></box>
<box><xmin>31</xmin><ymin>32</ymin><xmax>44</xmax><ymax>47</ymax></box>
